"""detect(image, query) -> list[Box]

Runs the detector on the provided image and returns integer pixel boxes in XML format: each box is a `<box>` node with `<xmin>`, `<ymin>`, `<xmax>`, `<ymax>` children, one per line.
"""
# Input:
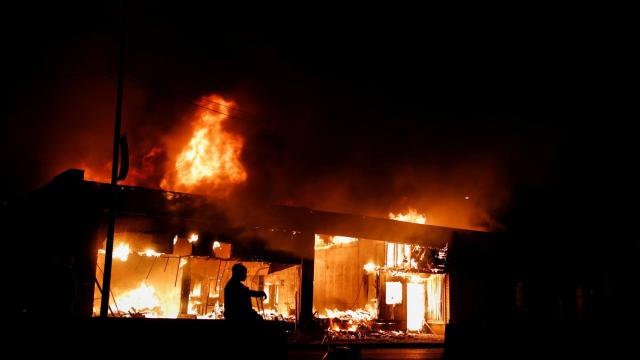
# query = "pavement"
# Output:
<box><xmin>288</xmin><ymin>347</ymin><xmax>444</xmax><ymax>360</ymax></box>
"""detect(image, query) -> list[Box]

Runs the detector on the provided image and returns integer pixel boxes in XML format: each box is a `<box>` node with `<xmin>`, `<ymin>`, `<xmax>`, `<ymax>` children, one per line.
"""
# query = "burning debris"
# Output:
<box><xmin>319</xmin><ymin>307</ymin><xmax>377</xmax><ymax>332</ymax></box>
<box><xmin>322</xmin><ymin>328</ymin><xmax>444</xmax><ymax>344</ymax></box>
<box><xmin>113</xmin><ymin>282</ymin><xmax>163</xmax><ymax>318</ymax></box>
<box><xmin>94</xmin><ymin>231</ymin><xmax>300</xmax><ymax>323</ymax></box>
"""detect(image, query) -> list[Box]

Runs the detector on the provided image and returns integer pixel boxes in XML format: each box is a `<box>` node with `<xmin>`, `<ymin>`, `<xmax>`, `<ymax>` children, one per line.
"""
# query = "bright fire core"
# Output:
<box><xmin>161</xmin><ymin>94</ymin><xmax>247</xmax><ymax>196</ymax></box>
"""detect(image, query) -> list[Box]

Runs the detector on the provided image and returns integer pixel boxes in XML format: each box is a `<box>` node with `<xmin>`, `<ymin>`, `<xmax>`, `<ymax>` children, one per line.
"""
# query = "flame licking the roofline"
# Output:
<box><xmin>389</xmin><ymin>208</ymin><xmax>427</xmax><ymax>224</ymax></box>
<box><xmin>314</xmin><ymin>234</ymin><xmax>358</xmax><ymax>250</ymax></box>
<box><xmin>161</xmin><ymin>94</ymin><xmax>247</xmax><ymax>197</ymax></box>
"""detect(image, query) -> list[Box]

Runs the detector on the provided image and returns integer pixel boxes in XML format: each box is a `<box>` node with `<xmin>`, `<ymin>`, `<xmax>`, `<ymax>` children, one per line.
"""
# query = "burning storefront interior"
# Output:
<box><xmin>93</xmin><ymin>228</ymin><xmax>302</xmax><ymax>322</ymax></box>
<box><xmin>6</xmin><ymin>168</ymin><xmax>511</xmax><ymax>350</ymax></box>
<box><xmin>312</xmin><ymin>234</ymin><xmax>449</xmax><ymax>342</ymax></box>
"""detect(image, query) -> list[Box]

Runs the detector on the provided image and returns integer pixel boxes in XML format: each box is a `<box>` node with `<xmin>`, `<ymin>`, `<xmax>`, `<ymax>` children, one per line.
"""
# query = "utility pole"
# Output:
<box><xmin>100</xmin><ymin>0</ymin><xmax>127</xmax><ymax>318</ymax></box>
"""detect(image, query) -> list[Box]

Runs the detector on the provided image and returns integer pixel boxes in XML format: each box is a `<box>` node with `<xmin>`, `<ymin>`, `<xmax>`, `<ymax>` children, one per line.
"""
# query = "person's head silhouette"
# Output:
<box><xmin>231</xmin><ymin>263</ymin><xmax>247</xmax><ymax>281</ymax></box>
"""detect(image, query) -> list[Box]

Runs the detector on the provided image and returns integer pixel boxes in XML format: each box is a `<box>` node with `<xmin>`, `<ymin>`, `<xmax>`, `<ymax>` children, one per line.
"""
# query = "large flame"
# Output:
<box><xmin>314</xmin><ymin>234</ymin><xmax>358</xmax><ymax>250</ymax></box>
<box><xmin>113</xmin><ymin>243</ymin><xmax>131</xmax><ymax>262</ymax></box>
<box><xmin>115</xmin><ymin>281</ymin><xmax>163</xmax><ymax>317</ymax></box>
<box><xmin>407</xmin><ymin>282</ymin><xmax>426</xmax><ymax>331</ymax></box>
<box><xmin>389</xmin><ymin>208</ymin><xmax>427</xmax><ymax>224</ymax></box>
<box><xmin>161</xmin><ymin>94</ymin><xmax>246</xmax><ymax>196</ymax></box>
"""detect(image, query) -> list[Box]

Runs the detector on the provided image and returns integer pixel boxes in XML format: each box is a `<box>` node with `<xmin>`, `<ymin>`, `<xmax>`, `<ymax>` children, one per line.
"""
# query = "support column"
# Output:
<box><xmin>298</xmin><ymin>231</ymin><xmax>315</xmax><ymax>327</ymax></box>
<box><xmin>179</xmin><ymin>259</ymin><xmax>192</xmax><ymax>317</ymax></box>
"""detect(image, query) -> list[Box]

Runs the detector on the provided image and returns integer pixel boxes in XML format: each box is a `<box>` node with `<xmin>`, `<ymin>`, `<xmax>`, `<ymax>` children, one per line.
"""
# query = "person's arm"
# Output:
<box><xmin>249</xmin><ymin>289</ymin><xmax>267</xmax><ymax>298</ymax></box>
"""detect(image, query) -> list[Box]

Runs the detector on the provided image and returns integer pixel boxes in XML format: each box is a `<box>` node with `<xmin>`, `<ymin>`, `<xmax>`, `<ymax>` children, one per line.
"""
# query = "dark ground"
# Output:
<box><xmin>289</xmin><ymin>347</ymin><xmax>443</xmax><ymax>360</ymax></box>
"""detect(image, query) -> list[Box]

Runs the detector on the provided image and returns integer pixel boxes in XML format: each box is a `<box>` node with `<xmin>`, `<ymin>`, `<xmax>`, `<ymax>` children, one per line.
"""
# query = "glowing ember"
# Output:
<box><xmin>188</xmin><ymin>233</ymin><xmax>199</xmax><ymax>243</ymax></box>
<box><xmin>260</xmin><ymin>309</ymin><xmax>296</xmax><ymax>322</ymax></box>
<box><xmin>212</xmin><ymin>241</ymin><xmax>221</xmax><ymax>250</ymax></box>
<box><xmin>389</xmin><ymin>208</ymin><xmax>427</xmax><ymax>224</ymax></box>
<box><xmin>323</xmin><ymin>308</ymin><xmax>376</xmax><ymax>323</ymax></box>
<box><xmin>161</xmin><ymin>94</ymin><xmax>247</xmax><ymax>196</ymax></box>
<box><xmin>319</xmin><ymin>307</ymin><xmax>377</xmax><ymax>332</ymax></box>
<box><xmin>113</xmin><ymin>243</ymin><xmax>131</xmax><ymax>262</ymax></box>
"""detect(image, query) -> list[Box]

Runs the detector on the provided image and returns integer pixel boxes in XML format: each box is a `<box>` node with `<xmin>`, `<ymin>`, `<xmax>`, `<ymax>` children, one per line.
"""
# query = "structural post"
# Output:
<box><xmin>179</xmin><ymin>259</ymin><xmax>192</xmax><ymax>316</ymax></box>
<box><xmin>99</xmin><ymin>0</ymin><xmax>127</xmax><ymax>318</ymax></box>
<box><xmin>299</xmin><ymin>231</ymin><xmax>315</xmax><ymax>327</ymax></box>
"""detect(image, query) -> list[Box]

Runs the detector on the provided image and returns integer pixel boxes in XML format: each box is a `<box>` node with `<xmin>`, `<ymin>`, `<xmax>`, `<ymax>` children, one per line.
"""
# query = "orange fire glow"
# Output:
<box><xmin>64</xmin><ymin>162</ymin><xmax>111</xmax><ymax>183</ymax></box>
<box><xmin>161</xmin><ymin>94</ymin><xmax>247</xmax><ymax>196</ymax></box>
<box><xmin>389</xmin><ymin>208</ymin><xmax>427</xmax><ymax>224</ymax></box>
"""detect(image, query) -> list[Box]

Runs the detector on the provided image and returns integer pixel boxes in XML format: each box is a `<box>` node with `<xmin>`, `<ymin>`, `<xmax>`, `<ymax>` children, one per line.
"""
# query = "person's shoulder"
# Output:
<box><xmin>225</xmin><ymin>279</ymin><xmax>244</xmax><ymax>289</ymax></box>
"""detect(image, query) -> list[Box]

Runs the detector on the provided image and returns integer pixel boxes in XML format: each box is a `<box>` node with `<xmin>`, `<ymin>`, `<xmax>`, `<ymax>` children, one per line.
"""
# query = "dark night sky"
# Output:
<box><xmin>0</xmin><ymin>2</ymin><xmax>633</xmax><ymax>237</ymax></box>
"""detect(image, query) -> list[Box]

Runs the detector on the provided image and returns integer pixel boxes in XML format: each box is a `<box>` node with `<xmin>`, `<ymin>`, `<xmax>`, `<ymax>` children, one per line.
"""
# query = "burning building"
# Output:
<box><xmin>1</xmin><ymin>93</ymin><xmax>513</xmax><ymax>348</ymax></box>
<box><xmin>8</xmin><ymin>168</ymin><xmax>510</xmax><ymax>347</ymax></box>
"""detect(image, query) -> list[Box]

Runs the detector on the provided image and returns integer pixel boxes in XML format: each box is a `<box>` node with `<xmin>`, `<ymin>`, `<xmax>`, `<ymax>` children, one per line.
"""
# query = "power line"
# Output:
<box><xmin>119</xmin><ymin>73</ymin><xmax>270</xmax><ymax>125</ymax></box>
<box><xmin>93</xmin><ymin>70</ymin><xmax>256</xmax><ymax>123</ymax></box>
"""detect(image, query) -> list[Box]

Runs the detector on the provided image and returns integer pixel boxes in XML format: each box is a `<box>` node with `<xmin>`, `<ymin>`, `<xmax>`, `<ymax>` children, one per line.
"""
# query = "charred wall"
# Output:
<box><xmin>7</xmin><ymin>170</ymin><xmax>104</xmax><ymax>317</ymax></box>
<box><xmin>313</xmin><ymin>239</ymin><xmax>385</xmax><ymax>311</ymax></box>
<box><xmin>447</xmin><ymin>231</ymin><xmax>513</xmax><ymax>325</ymax></box>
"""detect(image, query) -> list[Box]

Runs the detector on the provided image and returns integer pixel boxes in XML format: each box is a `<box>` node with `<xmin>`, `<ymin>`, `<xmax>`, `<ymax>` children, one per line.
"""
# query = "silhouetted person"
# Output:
<box><xmin>224</xmin><ymin>263</ymin><xmax>266</xmax><ymax>321</ymax></box>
